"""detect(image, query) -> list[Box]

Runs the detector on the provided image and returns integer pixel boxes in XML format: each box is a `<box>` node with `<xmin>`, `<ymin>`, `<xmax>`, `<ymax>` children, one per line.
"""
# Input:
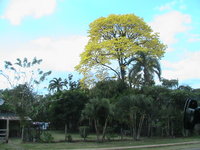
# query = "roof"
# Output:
<box><xmin>0</xmin><ymin>113</ymin><xmax>31</xmax><ymax>121</ymax></box>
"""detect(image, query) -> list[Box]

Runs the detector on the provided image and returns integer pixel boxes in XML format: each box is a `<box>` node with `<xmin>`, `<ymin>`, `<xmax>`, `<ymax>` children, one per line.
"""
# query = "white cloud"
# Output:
<box><xmin>0</xmin><ymin>35</ymin><xmax>89</xmax><ymax>72</ymax></box>
<box><xmin>1</xmin><ymin>0</ymin><xmax>57</xmax><ymax>25</ymax></box>
<box><xmin>161</xmin><ymin>51</ymin><xmax>200</xmax><ymax>81</ymax></box>
<box><xmin>157</xmin><ymin>0</ymin><xmax>187</xmax><ymax>11</ymax></box>
<box><xmin>149</xmin><ymin>11</ymin><xmax>191</xmax><ymax>46</ymax></box>
<box><xmin>158</xmin><ymin>0</ymin><xmax>177</xmax><ymax>11</ymax></box>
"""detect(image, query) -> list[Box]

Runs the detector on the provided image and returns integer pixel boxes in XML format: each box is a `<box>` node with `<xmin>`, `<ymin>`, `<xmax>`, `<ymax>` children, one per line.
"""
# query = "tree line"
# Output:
<box><xmin>0</xmin><ymin>14</ymin><xmax>199</xmax><ymax>142</ymax></box>
<box><xmin>1</xmin><ymin>72</ymin><xmax>200</xmax><ymax>141</ymax></box>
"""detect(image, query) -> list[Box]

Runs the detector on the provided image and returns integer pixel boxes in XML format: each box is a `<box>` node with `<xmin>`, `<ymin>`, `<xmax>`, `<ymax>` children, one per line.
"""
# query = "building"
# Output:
<box><xmin>0</xmin><ymin>113</ymin><xmax>31</xmax><ymax>143</ymax></box>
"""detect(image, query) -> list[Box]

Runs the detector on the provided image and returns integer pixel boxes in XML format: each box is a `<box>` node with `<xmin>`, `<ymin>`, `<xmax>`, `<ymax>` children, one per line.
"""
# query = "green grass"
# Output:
<box><xmin>1</xmin><ymin>132</ymin><xmax>200</xmax><ymax>150</ymax></box>
<box><xmin>127</xmin><ymin>143</ymin><xmax>200</xmax><ymax>150</ymax></box>
<box><xmin>1</xmin><ymin>137</ymin><xmax>200</xmax><ymax>150</ymax></box>
<box><xmin>48</xmin><ymin>130</ymin><xmax>98</xmax><ymax>141</ymax></box>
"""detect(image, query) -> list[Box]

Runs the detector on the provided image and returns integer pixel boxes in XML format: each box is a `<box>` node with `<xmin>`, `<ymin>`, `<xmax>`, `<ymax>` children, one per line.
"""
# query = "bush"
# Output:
<box><xmin>79</xmin><ymin>126</ymin><xmax>89</xmax><ymax>140</ymax></box>
<box><xmin>40</xmin><ymin>131</ymin><xmax>54</xmax><ymax>143</ymax></box>
<box><xmin>67</xmin><ymin>134</ymin><xmax>73</xmax><ymax>142</ymax></box>
<box><xmin>106</xmin><ymin>127</ymin><xmax>117</xmax><ymax>141</ymax></box>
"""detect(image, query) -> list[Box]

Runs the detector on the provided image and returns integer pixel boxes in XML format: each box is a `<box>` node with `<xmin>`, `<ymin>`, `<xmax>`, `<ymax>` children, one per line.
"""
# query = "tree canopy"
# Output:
<box><xmin>1</xmin><ymin>57</ymin><xmax>51</xmax><ymax>89</ymax></box>
<box><xmin>76</xmin><ymin>14</ymin><xmax>166</xmax><ymax>87</ymax></box>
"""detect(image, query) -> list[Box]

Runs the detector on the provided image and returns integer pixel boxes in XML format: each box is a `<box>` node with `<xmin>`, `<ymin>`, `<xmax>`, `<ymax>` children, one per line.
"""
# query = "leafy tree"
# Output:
<box><xmin>1</xmin><ymin>57</ymin><xmax>51</xmax><ymax>89</ymax></box>
<box><xmin>141</xmin><ymin>86</ymin><xmax>173</xmax><ymax>136</ymax></box>
<box><xmin>193</xmin><ymin>88</ymin><xmax>200</xmax><ymax>100</ymax></box>
<box><xmin>4</xmin><ymin>84</ymin><xmax>35</xmax><ymax>118</ymax></box>
<box><xmin>76</xmin><ymin>14</ymin><xmax>166</xmax><ymax>87</ymax></box>
<box><xmin>50</xmin><ymin>90</ymin><xmax>88</xmax><ymax>131</ymax></box>
<box><xmin>169</xmin><ymin>89</ymin><xmax>193</xmax><ymax>136</ymax></box>
<box><xmin>141</xmin><ymin>85</ymin><xmax>193</xmax><ymax>137</ymax></box>
<box><xmin>178</xmin><ymin>85</ymin><xmax>193</xmax><ymax>91</ymax></box>
<box><xmin>30</xmin><ymin>95</ymin><xmax>52</xmax><ymax>122</ymax></box>
<box><xmin>81</xmin><ymin>98</ymin><xmax>113</xmax><ymax>142</ymax></box>
<box><xmin>115</xmin><ymin>94</ymin><xmax>152</xmax><ymax>140</ymax></box>
<box><xmin>2</xmin><ymin>84</ymin><xmax>36</xmax><ymax>141</ymax></box>
<box><xmin>0</xmin><ymin>57</ymin><xmax>51</xmax><ymax>141</ymax></box>
<box><xmin>161</xmin><ymin>78</ymin><xmax>179</xmax><ymax>89</ymax></box>
<box><xmin>67</xmin><ymin>74</ymin><xmax>80</xmax><ymax>90</ymax></box>
<box><xmin>90</xmin><ymin>79</ymin><xmax>128</xmax><ymax>99</ymax></box>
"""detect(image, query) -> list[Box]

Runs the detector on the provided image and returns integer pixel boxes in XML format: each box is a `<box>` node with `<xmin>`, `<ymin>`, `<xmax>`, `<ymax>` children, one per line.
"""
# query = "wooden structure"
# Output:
<box><xmin>0</xmin><ymin>129</ymin><xmax>7</xmax><ymax>142</ymax></box>
<box><xmin>0</xmin><ymin>113</ymin><xmax>31</xmax><ymax>143</ymax></box>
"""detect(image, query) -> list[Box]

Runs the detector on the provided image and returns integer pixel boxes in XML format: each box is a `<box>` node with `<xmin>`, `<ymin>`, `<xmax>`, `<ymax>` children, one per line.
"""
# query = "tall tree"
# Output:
<box><xmin>49</xmin><ymin>78</ymin><xmax>65</xmax><ymax>92</ymax></box>
<box><xmin>50</xmin><ymin>89</ymin><xmax>88</xmax><ymax>140</ymax></box>
<box><xmin>48</xmin><ymin>74</ymin><xmax>80</xmax><ymax>93</ymax></box>
<box><xmin>128</xmin><ymin>52</ymin><xmax>161</xmax><ymax>87</ymax></box>
<box><xmin>1</xmin><ymin>57</ymin><xmax>51</xmax><ymax>89</ymax></box>
<box><xmin>81</xmin><ymin>98</ymin><xmax>113</xmax><ymax>142</ymax></box>
<box><xmin>161</xmin><ymin>78</ymin><xmax>179</xmax><ymax>89</ymax></box>
<box><xmin>76</xmin><ymin>14</ymin><xmax>166</xmax><ymax>87</ymax></box>
<box><xmin>3</xmin><ymin>84</ymin><xmax>36</xmax><ymax>141</ymax></box>
<box><xmin>90</xmin><ymin>79</ymin><xmax>128</xmax><ymax>99</ymax></box>
<box><xmin>115</xmin><ymin>94</ymin><xmax>152</xmax><ymax>140</ymax></box>
<box><xmin>0</xmin><ymin>57</ymin><xmax>51</xmax><ymax>141</ymax></box>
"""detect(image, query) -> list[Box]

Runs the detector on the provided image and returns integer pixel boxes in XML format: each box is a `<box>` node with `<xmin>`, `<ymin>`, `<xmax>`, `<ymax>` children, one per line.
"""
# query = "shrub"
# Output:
<box><xmin>106</xmin><ymin>127</ymin><xmax>117</xmax><ymax>141</ymax></box>
<box><xmin>79</xmin><ymin>126</ymin><xmax>89</xmax><ymax>141</ymax></box>
<box><xmin>40</xmin><ymin>131</ymin><xmax>54</xmax><ymax>143</ymax></box>
<box><xmin>67</xmin><ymin>134</ymin><xmax>73</xmax><ymax>142</ymax></box>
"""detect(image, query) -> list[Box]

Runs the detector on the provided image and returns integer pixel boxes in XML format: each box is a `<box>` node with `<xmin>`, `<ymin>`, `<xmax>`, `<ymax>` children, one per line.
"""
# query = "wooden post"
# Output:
<box><xmin>6</xmin><ymin>119</ymin><xmax>9</xmax><ymax>143</ymax></box>
<box><xmin>21</xmin><ymin>125</ymin><xmax>24</xmax><ymax>142</ymax></box>
<box><xmin>65</xmin><ymin>123</ymin><xmax>67</xmax><ymax>141</ymax></box>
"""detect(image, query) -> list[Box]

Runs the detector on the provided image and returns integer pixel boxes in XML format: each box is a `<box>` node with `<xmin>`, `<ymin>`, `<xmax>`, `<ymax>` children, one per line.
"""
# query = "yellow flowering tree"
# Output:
<box><xmin>76</xmin><ymin>14</ymin><xmax>166</xmax><ymax>87</ymax></box>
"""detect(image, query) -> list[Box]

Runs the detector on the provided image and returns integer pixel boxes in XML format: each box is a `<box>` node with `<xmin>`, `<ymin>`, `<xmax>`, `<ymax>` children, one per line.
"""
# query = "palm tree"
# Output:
<box><xmin>81</xmin><ymin>98</ymin><xmax>113</xmax><ymax>142</ymax></box>
<box><xmin>128</xmin><ymin>52</ymin><xmax>161</xmax><ymax>87</ymax></box>
<box><xmin>48</xmin><ymin>78</ymin><xmax>65</xmax><ymax>92</ymax></box>
<box><xmin>115</xmin><ymin>94</ymin><xmax>153</xmax><ymax>140</ymax></box>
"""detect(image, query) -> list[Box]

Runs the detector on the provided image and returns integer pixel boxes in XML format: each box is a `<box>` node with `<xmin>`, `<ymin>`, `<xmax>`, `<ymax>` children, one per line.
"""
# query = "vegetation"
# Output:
<box><xmin>79</xmin><ymin>126</ymin><xmax>90</xmax><ymax>141</ymax></box>
<box><xmin>0</xmin><ymin>14</ymin><xmax>200</xmax><ymax>149</ymax></box>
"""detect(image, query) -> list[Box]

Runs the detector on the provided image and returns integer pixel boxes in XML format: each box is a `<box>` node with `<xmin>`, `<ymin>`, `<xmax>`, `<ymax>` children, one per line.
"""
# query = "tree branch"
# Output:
<box><xmin>0</xmin><ymin>72</ymin><xmax>13</xmax><ymax>88</ymax></box>
<box><xmin>94</xmin><ymin>58</ymin><xmax>120</xmax><ymax>79</ymax></box>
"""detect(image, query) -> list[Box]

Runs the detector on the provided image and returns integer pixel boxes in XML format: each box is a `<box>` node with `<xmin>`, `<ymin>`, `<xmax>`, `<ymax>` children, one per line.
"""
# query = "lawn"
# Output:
<box><xmin>1</xmin><ymin>133</ymin><xmax>200</xmax><ymax>150</ymax></box>
<box><xmin>129</xmin><ymin>143</ymin><xmax>200</xmax><ymax>150</ymax></box>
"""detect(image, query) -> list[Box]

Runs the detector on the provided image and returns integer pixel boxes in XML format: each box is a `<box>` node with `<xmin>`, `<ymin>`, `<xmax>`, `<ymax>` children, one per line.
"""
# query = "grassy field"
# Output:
<box><xmin>1</xmin><ymin>131</ymin><xmax>200</xmax><ymax>150</ymax></box>
<box><xmin>128</xmin><ymin>143</ymin><xmax>200</xmax><ymax>150</ymax></box>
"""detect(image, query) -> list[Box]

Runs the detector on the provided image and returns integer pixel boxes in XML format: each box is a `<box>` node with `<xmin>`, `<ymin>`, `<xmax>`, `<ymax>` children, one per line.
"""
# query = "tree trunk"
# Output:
<box><xmin>147</xmin><ymin>117</ymin><xmax>151</xmax><ymax>137</ymax></box>
<box><xmin>120</xmin><ymin>128</ymin><xmax>124</xmax><ymax>140</ymax></box>
<box><xmin>21</xmin><ymin>125</ymin><xmax>24</xmax><ymax>142</ymax></box>
<box><xmin>167</xmin><ymin>117</ymin><xmax>170</xmax><ymax>137</ymax></box>
<box><xmin>161</xmin><ymin>128</ymin><xmax>164</xmax><ymax>137</ymax></box>
<box><xmin>64</xmin><ymin>123</ymin><xmax>68</xmax><ymax>141</ymax></box>
<box><xmin>132</xmin><ymin>127</ymin><xmax>136</xmax><ymax>140</ymax></box>
<box><xmin>102</xmin><ymin>117</ymin><xmax>109</xmax><ymax>142</ymax></box>
<box><xmin>136</xmin><ymin>114</ymin><xmax>145</xmax><ymax>140</ymax></box>
<box><xmin>94</xmin><ymin>120</ymin><xmax>100</xmax><ymax>142</ymax></box>
<box><xmin>133</xmin><ymin>113</ymin><xmax>137</xmax><ymax>140</ymax></box>
<box><xmin>171</xmin><ymin>120</ymin><xmax>174</xmax><ymax>137</ymax></box>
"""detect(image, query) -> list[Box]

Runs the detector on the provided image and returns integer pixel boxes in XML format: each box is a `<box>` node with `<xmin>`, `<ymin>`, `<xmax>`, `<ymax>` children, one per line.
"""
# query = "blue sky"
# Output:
<box><xmin>0</xmin><ymin>0</ymin><xmax>200</xmax><ymax>92</ymax></box>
